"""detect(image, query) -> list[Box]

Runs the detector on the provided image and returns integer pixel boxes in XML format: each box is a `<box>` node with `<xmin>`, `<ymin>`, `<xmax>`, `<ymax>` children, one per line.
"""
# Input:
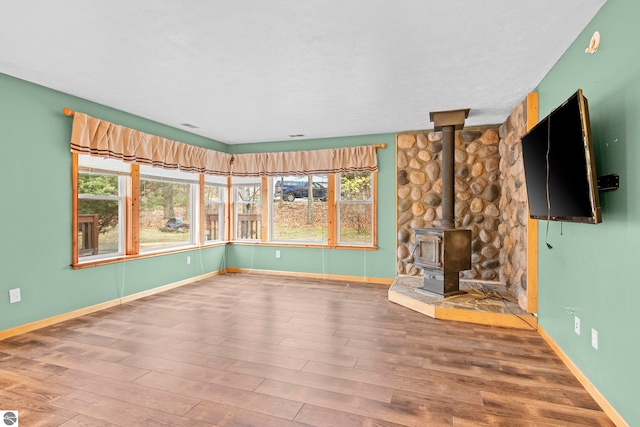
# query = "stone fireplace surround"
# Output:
<box><xmin>396</xmin><ymin>99</ymin><xmax>529</xmax><ymax>310</ymax></box>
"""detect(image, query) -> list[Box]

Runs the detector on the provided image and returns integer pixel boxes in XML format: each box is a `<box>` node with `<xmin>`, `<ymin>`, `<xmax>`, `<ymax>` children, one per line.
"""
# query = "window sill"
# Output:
<box><xmin>72</xmin><ymin>240</ymin><xmax>376</xmax><ymax>269</ymax></box>
<box><xmin>229</xmin><ymin>241</ymin><xmax>378</xmax><ymax>251</ymax></box>
<box><xmin>72</xmin><ymin>241</ymin><xmax>227</xmax><ymax>269</ymax></box>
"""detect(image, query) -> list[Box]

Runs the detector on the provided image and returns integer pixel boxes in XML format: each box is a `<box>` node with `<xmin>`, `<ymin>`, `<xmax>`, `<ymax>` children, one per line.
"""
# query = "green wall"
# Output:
<box><xmin>228</xmin><ymin>136</ymin><xmax>397</xmax><ymax>280</ymax></box>
<box><xmin>0</xmin><ymin>73</ymin><xmax>228</xmax><ymax>332</ymax></box>
<box><xmin>535</xmin><ymin>1</ymin><xmax>639</xmax><ymax>424</ymax></box>
<box><xmin>3</xmin><ymin>7</ymin><xmax>632</xmax><ymax>421</ymax></box>
<box><xmin>0</xmin><ymin>73</ymin><xmax>397</xmax><ymax>334</ymax></box>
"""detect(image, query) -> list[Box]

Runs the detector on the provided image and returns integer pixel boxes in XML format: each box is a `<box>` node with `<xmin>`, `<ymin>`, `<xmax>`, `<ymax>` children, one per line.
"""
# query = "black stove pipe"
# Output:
<box><xmin>441</xmin><ymin>125</ymin><xmax>455</xmax><ymax>229</ymax></box>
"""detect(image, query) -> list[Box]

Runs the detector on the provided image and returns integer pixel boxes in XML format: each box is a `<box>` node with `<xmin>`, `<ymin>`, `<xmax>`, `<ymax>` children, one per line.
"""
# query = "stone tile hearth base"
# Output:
<box><xmin>389</xmin><ymin>276</ymin><xmax>537</xmax><ymax>330</ymax></box>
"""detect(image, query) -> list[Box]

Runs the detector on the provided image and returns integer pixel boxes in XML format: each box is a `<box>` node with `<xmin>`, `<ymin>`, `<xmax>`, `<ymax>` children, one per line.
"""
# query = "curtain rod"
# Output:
<box><xmin>62</xmin><ymin>108</ymin><xmax>386</xmax><ymax>150</ymax></box>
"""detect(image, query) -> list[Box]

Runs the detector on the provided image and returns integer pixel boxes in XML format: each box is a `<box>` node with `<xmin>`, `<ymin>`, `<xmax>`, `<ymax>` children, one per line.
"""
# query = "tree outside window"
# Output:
<box><xmin>338</xmin><ymin>172</ymin><xmax>373</xmax><ymax>245</ymax></box>
<box><xmin>77</xmin><ymin>155</ymin><xmax>127</xmax><ymax>260</ymax></box>
<box><xmin>234</xmin><ymin>184</ymin><xmax>261</xmax><ymax>240</ymax></box>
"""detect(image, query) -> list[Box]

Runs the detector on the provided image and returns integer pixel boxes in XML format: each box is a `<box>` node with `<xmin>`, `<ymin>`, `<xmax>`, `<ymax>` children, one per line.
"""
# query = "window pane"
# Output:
<box><xmin>79</xmin><ymin>154</ymin><xmax>130</xmax><ymax>175</ymax></box>
<box><xmin>78</xmin><ymin>200</ymin><xmax>120</xmax><ymax>257</ymax></box>
<box><xmin>140</xmin><ymin>179</ymin><xmax>192</xmax><ymax>250</ymax></box>
<box><xmin>79</xmin><ymin>173</ymin><xmax>118</xmax><ymax>197</ymax></box>
<box><xmin>235</xmin><ymin>185</ymin><xmax>261</xmax><ymax>240</ymax></box>
<box><xmin>140</xmin><ymin>164</ymin><xmax>199</xmax><ymax>183</ymax></box>
<box><xmin>338</xmin><ymin>172</ymin><xmax>373</xmax><ymax>246</ymax></box>
<box><xmin>205</xmin><ymin>185</ymin><xmax>224</xmax><ymax>242</ymax></box>
<box><xmin>340</xmin><ymin>172</ymin><xmax>372</xmax><ymax>201</ymax></box>
<box><xmin>339</xmin><ymin>203</ymin><xmax>372</xmax><ymax>245</ymax></box>
<box><xmin>204</xmin><ymin>174</ymin><xmax>228</xmax><ymax>185</ymax></box>
<box><xmin>78</xmin><ymin>172</ymin><xmax>122</xmax><ymax>259</ymax></box>
<box><xmin>272</xmin><ymin>175</ymin><xmax>328</xmax><ymax>242</ymax></box>
<box><xmin>205</xmin><ymin>186</ymin><xmax>221</xmax><ymax>201</ymax></box>
<box><xmin>205</xmin><ymin>202</ymin><xmax>222</xmax><ymax>241</ymax></box>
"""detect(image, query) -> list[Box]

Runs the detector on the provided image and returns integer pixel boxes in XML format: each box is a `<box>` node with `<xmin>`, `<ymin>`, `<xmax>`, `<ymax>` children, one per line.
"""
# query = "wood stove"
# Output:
<box><xmin>415</xmin><ymin>108</ymin><xmax>472</xmax><ymax>296</ymax></box>
<box><xmin>414</xmin><ymin>228</ymin><xmax>471</xmax><ymax>296</ymax></box>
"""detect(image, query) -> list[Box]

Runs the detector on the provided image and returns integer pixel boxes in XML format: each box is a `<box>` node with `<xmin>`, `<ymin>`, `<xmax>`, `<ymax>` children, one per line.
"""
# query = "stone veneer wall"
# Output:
<box><xmin>497</xmin><ymin>100</ymin><xmax>529</xmax><ymax>309</ymax></box>
<box><xmin>396</xmin><ymin>126</ymin><xmax>503</xmax><ymax>281</ymax></box>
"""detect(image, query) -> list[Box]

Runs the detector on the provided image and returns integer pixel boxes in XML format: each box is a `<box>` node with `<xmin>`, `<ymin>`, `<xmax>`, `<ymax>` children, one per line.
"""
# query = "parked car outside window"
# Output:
<box><xmin>274</xmin><ymin>179</ymin><xmax>327</xmax><ymax>202</ymax></box>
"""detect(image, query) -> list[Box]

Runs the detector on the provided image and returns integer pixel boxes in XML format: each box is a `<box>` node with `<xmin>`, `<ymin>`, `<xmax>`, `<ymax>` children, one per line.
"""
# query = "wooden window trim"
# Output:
<box><xmin>327</xmin><ymin>174</ymin><xmax>337</xmax><ymax>246</ymax></box>
<box><xmin>199</xmin><ymin>174</ymin><xmax>205</xmax><ymax>245</ymax></box>
<box><xmin>72</xmin><ymin>158</ymin><xmax>378</xmax><ymax>269</ymax></box>
<box><xmin>262</xmin><ymin>172</ymin><xmax>377</xmax><ymax>249</ymax></box>
<box><xmin>71</xmin><ymin>153</ymin><xmax>79</xmax><ymax>266</ymax></box>
<box><xmin>127</xmin><ymin>164</ymin><xmax>139</xmax><ymax>255</ymax></box>
<box><xmin>71</xmin><ymin>243</ymin><xmax>226</xmax><ymax>270</ymax></box>
<box><xmin>526</xmin><ymin>92</ymin><xmax>539</xmax><ymax>313</ymax></box>
<box><xmin>261</xmin><ymin>176</ymin><xmax>269</xmax><ymax>243</ymax></box>
<box><xmin>224</xmin><ymin>177</ymin><xmax>231</xmax><ymax>241</ymax></box>
<box><xmin>202</xmin><ymin>179</ymin><xmax>227</xmax><ymax>245</ymax></box>
<box><xmin>72</xmin><ymin>157</ymin><xmax>205</xmax><ymax>269</ymax></box>
<box><xmin>229</xmin><ymin>241</ymin><xmax>378</xmax><ymax>251</ymax></box>
<box><xmin>229</xmin><ymin>179</ymin><xmax>236</xmax><ymax>241</ymax></box>
<box><xmin>372</xmin><ymin>171</ymin><xmax>378</xmax><ymax>248</ymax></box>
<box><xmin>335</xmin><ymin>172</ymin><xmax>376</xmax><ymax>247</ymax></box>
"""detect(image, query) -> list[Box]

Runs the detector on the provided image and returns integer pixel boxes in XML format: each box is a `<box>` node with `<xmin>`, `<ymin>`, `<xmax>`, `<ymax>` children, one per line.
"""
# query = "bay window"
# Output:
<box><xmin>70</xmin><ymin>111</ymin><xmax>381</xmax><ymax>270</ymax></box>
<box><xmin>73</xmin><ymin>158</ymin><xmax>377</xmax><ymax>269</ymax></box>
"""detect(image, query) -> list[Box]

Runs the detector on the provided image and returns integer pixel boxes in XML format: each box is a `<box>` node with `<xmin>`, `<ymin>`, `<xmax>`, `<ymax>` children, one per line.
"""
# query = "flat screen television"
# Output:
<box><xmin>521</xmin><ymin>89</ymin><xmax>602</xmax><ymax>224</ymax></box>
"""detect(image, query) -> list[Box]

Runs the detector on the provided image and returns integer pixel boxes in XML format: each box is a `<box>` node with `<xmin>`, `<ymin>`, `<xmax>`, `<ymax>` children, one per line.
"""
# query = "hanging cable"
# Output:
<box><xmin>545</xmin><ymin>120</ymin><xmax>552</xmax><ymax>248</ymax></box>
<box><xmin>220</xmin><ymin>242</ymin><xmax>228</xmax><ymax>273</ymax></box>
<box><xmin>484</xmin><ymin>289</ymin><xmax>537</xmax><ymax>330</ymax></box>
<box><xmin>362</xmin><ymin>245</ymin><xmax>367</xmax><ymax>282</ymax></box>
<box><xmin>120</xmin><ymin>256</ymin><xmax>126</xmax><ymax>300</ymax></box>
<box><xmin>250</xmin><ymin>241</ymin><xmax>255</xmax><ymax>271</ymax></box>
<box><xmin>321</xmin><ymin>246</ymin><xmax>327</xmax><ymax>280</ymax></box>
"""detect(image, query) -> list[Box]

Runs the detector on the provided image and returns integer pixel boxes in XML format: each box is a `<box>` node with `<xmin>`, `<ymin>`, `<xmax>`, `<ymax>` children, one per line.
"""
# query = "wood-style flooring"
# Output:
<box><xmin>0</xmin><ymin>273</ymin><xmax>614</xmax><ymax>426</ymax></box>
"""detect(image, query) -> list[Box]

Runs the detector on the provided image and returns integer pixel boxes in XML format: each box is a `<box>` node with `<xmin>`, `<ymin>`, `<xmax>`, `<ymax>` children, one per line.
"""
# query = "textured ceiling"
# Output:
<box><xmin>0</xmin><ymin>1</ymin><xmax>605</xmax><ymax>144</ymax></box>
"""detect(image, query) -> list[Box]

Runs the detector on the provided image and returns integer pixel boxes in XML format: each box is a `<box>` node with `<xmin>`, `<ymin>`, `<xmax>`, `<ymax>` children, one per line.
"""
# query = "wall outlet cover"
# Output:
<box><xmin>592</xmin><ymin>329</ymin><xmax>598</xmax><ymax>349</ymax></box>
<box><xmin>574</xmin><ymin>316</ymin><xmax>580</xmax><ymax>335</ymax></box>
<box><xmin>9</xmin><ymin>288</ymin><xmax>21</xmax><ymax>304</ymax></box>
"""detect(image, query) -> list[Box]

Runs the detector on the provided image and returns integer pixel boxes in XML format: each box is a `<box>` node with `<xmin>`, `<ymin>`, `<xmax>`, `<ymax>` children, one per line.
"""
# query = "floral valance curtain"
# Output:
<box><xmin>69</xmin><ymin>112</ymin><xmax>378</xmax><ymax>177</ymax></box>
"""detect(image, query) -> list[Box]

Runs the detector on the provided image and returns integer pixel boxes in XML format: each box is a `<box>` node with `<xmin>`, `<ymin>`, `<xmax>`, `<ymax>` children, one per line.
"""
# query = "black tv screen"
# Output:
<box><xmin>521</xmin><ymin>89</ymin><xmax>601</xmax><ymax>224</ymax></box>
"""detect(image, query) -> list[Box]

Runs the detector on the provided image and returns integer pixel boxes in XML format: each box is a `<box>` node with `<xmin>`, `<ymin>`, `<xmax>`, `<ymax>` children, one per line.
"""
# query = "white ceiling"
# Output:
<box><xmin>0</xmin><ymin>1</ymin><xmax>605</xmax><ymax>145</ymax></box>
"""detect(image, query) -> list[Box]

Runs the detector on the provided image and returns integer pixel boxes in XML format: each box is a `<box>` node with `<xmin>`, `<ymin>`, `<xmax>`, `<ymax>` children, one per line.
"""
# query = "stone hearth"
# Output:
<box><xmin>389</xmin><ymin>276</ymin><xmax>537</xmax><ymax>330</ymax></box>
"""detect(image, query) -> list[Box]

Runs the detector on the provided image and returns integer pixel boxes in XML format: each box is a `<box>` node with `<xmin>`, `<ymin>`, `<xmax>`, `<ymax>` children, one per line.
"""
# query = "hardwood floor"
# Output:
<box><xmin>0</xmin><ymin>273</ymin><xmax>614</xmax><ymax>426</ymax></box>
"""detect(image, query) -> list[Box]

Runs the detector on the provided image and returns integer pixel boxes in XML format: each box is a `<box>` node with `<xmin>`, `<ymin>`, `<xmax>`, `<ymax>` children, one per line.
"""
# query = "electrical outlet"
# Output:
<box><xmin>574</xmin><ymin>316</ymin><xmax>580</xmax><ymax>335</ymax></box>
<box><xmin>276</xmin><ymin>250</ymin><xmax>281</xmax><ymax>259</ymax></box>
<box><xmin>592</xmin><ymin>329</ymin><xmax>598</xmax><ymax>349</ymax></box>
<box><xmin>9</xmin><ymin>288</ymin><xmax>21</xmax><ymax>304</ymax></box>
<box><xmin>186</xmin><ymin>256</ymin><xmax>191</xmax><ymax>265</ymax></box>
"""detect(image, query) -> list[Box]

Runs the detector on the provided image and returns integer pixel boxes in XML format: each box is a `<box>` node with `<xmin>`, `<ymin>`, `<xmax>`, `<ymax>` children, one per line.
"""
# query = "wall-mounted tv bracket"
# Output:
<box><xmin>597</xmin><ymin>174</ymin><xmax>619</xmax><ymax>192</ymax></box>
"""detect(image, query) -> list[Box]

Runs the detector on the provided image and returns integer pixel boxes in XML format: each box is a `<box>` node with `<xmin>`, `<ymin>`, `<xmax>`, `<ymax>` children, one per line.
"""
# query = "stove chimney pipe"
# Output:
<box><xmin>429</xmin><ymin>108</ymin><xmax>470</xmax><ymax>229</ymax></box>
<box><xmin>441</xmin><ymin>125</ymin><xmax>455</xmax><ymax>229</ymax></box>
